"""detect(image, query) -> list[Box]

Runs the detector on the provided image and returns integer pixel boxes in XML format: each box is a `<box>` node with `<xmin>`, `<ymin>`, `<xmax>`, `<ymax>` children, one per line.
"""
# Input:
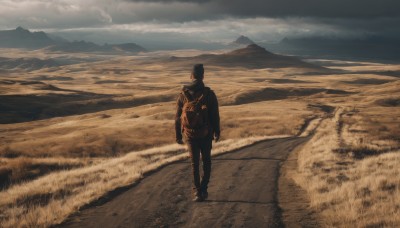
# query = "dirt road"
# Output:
<box><xmin>61</xmin><ymin>137</ymin><xmax>309</xmax><ymax>228</ymax></box>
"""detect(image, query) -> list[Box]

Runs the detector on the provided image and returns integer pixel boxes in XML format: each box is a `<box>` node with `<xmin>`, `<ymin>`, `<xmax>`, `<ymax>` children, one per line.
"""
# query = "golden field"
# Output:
<box><xmin>0</xmin><ymin>46</ymin><xmax>399</xmax><ymax>227</ymax></box>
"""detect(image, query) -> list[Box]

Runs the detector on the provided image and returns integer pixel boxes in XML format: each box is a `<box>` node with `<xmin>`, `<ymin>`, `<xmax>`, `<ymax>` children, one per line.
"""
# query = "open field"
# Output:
<box><xmin>0</xmin><ymin>46</ymin><xmax>399</xmax><ymax>227</ymax></box>
<box><xmin>292</xmin><ymin>87</ymin><xmax>400</xmax><ymax>227</ymax></box>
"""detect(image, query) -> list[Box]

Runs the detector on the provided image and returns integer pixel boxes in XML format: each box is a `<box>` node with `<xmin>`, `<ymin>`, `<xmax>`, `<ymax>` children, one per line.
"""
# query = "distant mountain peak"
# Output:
<box><xmin>15</xmin><ymin>26</ymin><xmax>30</xmax><ymax>34</ymax></box>
<box><xmin>15</xmin><ymin>26</ymin><xmax>28</xmax><ymax>31</ymax></box>
<box><xmin>0</xmin><ymin>27</ymin><xmax>147</xmax><ymax>53</ymax></box>
<box><xmin>227</xmin><ymin>43</ymin><xmax>273</xmax><ymax>56</ymax></box>
<box><xmin>0</xmin><ymin>26</ymin><xmax>54</xmax><ymax>49</ymax></box>
<box><xmin>231</xmin><ymin>35</ymin><xmax>255</xmax><ymax>46</ymax></box>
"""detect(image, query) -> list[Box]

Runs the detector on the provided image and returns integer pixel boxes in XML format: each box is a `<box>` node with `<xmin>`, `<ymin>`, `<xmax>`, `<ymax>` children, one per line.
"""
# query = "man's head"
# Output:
<box><xmin>191</xmin><ymin>64</ymin><xmax>204</xmax><ymax>81</ymax></box>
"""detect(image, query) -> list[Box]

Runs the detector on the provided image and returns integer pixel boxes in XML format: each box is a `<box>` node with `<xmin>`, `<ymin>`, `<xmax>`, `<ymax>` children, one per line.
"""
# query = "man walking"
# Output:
<box><xmin>175</xmin><ymin>64</ymin><xmax>220</xmax><ymax>202</ymax></box>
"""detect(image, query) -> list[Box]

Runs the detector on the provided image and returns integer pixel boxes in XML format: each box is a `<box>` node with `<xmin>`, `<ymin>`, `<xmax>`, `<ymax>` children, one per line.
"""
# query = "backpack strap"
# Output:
<box><xmin>182</xmin><ymin>87</ymin><xmax>210</xmax><ymax>104</ymax></box>
<box><xmin>199</xmin><ymin>87</ymin><xmax>210</xmax><ymax>104</ymax></box>
<box><xmin>181</xmin><ymin>89</ymin><xmax>192</xmax><ymax>103</ymax></box>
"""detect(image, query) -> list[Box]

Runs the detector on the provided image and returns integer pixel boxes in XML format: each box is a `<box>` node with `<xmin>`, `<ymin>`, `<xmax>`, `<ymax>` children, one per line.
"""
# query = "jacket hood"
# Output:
<box><xmin>183</xmin><ymin>79</ymin><xmax>204</xmax><ymax>93</ymax></box>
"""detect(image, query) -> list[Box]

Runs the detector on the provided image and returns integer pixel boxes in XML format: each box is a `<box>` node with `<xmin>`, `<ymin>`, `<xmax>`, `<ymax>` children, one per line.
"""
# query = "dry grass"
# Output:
<box><xmin>0</xmin><ymin>49</ymin><xmax>320</xmax><ymax>193</ymax></box>
<box><xmin>1</xmin><ymin>48</ymin><xmax>399</xmax><ymax>227</ymax></box>
<box><xmin>0</xmin><ymin>157</ymin><xmax>87</xmax><ymax>190</ymax></box>
<box><xmin>0</xmin><ymin>135</ymin><xmax>289</xmax><ymax>228</ymax></box>
<box><xmin>0</xmin><ymin>99</ymin><xmax>312</xmax><ymax>158</ymax></box>
<box><xmin>293</xmin><ymin>106</ymin><xmax>400</xmax><ymax>227</ymax></box>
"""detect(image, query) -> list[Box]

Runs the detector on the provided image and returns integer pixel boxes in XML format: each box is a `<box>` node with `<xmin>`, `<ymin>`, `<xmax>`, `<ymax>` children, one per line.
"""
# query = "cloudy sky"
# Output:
<box><xmin>1</xmin><ymin>0</ymin><xmax>399</xmax><ymax>49</ymax></box>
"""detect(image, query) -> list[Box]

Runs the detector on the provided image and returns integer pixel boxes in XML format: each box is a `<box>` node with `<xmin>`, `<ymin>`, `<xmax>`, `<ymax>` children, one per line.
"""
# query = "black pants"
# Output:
<box><xmin>186</xmin><ymin>138</ymin><xmax>212</xmax><ymax>194</ymax></box>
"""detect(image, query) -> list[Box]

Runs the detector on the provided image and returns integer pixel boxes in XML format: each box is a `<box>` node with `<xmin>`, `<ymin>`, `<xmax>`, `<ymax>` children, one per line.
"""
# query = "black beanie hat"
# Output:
<box><xmin>192</xmin><ymin>64</ymin><xmax>204</xmax><ymax>80</ymax></box>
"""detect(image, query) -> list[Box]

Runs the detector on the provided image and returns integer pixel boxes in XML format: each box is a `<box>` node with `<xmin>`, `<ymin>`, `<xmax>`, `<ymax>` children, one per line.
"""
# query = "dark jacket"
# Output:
<box><xmin>175</xmin><ymin>80</ymin><xmax>220</xmax><ymax>141</ymax></box>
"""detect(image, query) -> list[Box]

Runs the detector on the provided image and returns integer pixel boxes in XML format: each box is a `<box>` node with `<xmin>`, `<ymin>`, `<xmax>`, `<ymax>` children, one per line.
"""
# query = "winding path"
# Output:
<box><xmin>60</xmin><ymin>136</ymin><xmax>310</xmax><ymax>228</ymax></box>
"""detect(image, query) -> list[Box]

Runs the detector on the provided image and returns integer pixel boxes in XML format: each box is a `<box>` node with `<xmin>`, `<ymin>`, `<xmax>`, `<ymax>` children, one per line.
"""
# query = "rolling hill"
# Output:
<box><xmin>170</xmin><ymin>44</ymin><xmax>324</xmax><ymax>69</ymax></box>
<box><xmin>46</xmin><ymin>40</ymin><xmax>147</xmax><ymax>54</ymax></box>
<box><xmin>0</xmin><ymin>57</ymin><xmax>59</xmax><ymax>71</ymax></box>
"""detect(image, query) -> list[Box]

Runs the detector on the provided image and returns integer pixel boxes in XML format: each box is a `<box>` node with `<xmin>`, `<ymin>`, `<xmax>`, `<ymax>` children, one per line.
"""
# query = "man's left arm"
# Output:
<box><xmin>175</xmin><ymin>94</ymin><xmax>184</xmax><ymax>144</ymax></box>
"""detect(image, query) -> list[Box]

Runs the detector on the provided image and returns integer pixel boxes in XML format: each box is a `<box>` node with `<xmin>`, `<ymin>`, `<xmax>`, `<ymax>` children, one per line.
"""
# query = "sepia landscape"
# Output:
<box><xmin>1</xmin><ymin>0</ymin><xmax>400</xmax><ymax>227</ymax></box>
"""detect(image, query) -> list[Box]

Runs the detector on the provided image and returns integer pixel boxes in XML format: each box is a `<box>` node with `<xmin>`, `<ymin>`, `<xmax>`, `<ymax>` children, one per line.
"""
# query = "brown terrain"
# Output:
<box><xmin>0</xmin><ymin>44</ymin><xmax>399</xmax><ymax>227</ymax></box>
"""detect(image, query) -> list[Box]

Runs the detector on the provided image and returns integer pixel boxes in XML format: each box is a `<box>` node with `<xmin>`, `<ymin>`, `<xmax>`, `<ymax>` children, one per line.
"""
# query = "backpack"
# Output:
<box><xmin>181</xmin><ymin>87</ymin><xmax>210</xmax><ymax>139</ymax></box>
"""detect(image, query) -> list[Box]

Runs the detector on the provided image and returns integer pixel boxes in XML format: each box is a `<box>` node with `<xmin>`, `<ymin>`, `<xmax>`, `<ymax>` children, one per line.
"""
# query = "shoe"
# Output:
<box><xmin>193</xmin><ymin>193</ymin><xmax>204</xmax><ymax>202</ymax></box>
<box><xmin>202</xmin><ymin>191</ymin><xmax>208</xmax><ymax>200</ymax></box>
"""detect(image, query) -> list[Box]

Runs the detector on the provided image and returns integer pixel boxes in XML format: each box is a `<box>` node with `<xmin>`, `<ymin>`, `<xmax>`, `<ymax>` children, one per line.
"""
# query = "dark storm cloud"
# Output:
<box><xmin>1</xmin><ymin>0</ymin><xmax>399</xmax><ymax>49</ymax></box>
<box><xmin>126</xmin><ymin>0</ymin><xmax>400</xmax><ymax>19</ymax></box>
<box><xmin>118</xmin><ymin>0</ymin><xmax>400</xmax><ymax>40</ymax></box>
<box><xmin>2</xmin><ymin>0</ymin><xmax>399</xmax><ymax>29</ymax></box>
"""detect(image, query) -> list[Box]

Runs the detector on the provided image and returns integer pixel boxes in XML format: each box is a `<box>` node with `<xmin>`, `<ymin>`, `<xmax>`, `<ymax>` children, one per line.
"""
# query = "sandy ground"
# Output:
<box><xmin>59</xmin><ymin>136</ymin><xmax>312</xmax><ymax>228</ymax></box>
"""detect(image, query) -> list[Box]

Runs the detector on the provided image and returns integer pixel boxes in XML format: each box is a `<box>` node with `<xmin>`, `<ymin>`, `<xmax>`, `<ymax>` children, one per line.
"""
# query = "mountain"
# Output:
<box><xmin>273</xmin><ymin>36</ymin><xmax>400</xmax><ymax>61</ymax></box>
<box><xmin>0</xmin><ymin>27</ymin><xmax>56</xmax><ymax>49</ymax></box>
<box><xmin>229</xmin><ymin>35</ymin><xmax>255</xmax><ymax>47</ymax></box>
<box><xmin>47</xmin><ymin>40</ymin><xmax>99</xmax><ymax>52</ymax></box>
<box><xmin>169</xmin><ymin>44</ymin><xmax>323</xmax><ymax>69</ymax></box>
<box><xmin>0</xmin><ymin>27</ymin><xmax>147</xmax><ymax>54</ymax></box>
<box><xmin>47</xmin><ymin>34</ymin><xmax>70</xmax><ymax>43</ymax></box>
<box><xmin>110</xmin><ymin>43</ymin><xmax>147</xmax><ymax>53</ymax></box>
<box><xmin>226</xmin><ymin>43</ymin><xmax>272</xmax><ymax>56</ymax></box>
